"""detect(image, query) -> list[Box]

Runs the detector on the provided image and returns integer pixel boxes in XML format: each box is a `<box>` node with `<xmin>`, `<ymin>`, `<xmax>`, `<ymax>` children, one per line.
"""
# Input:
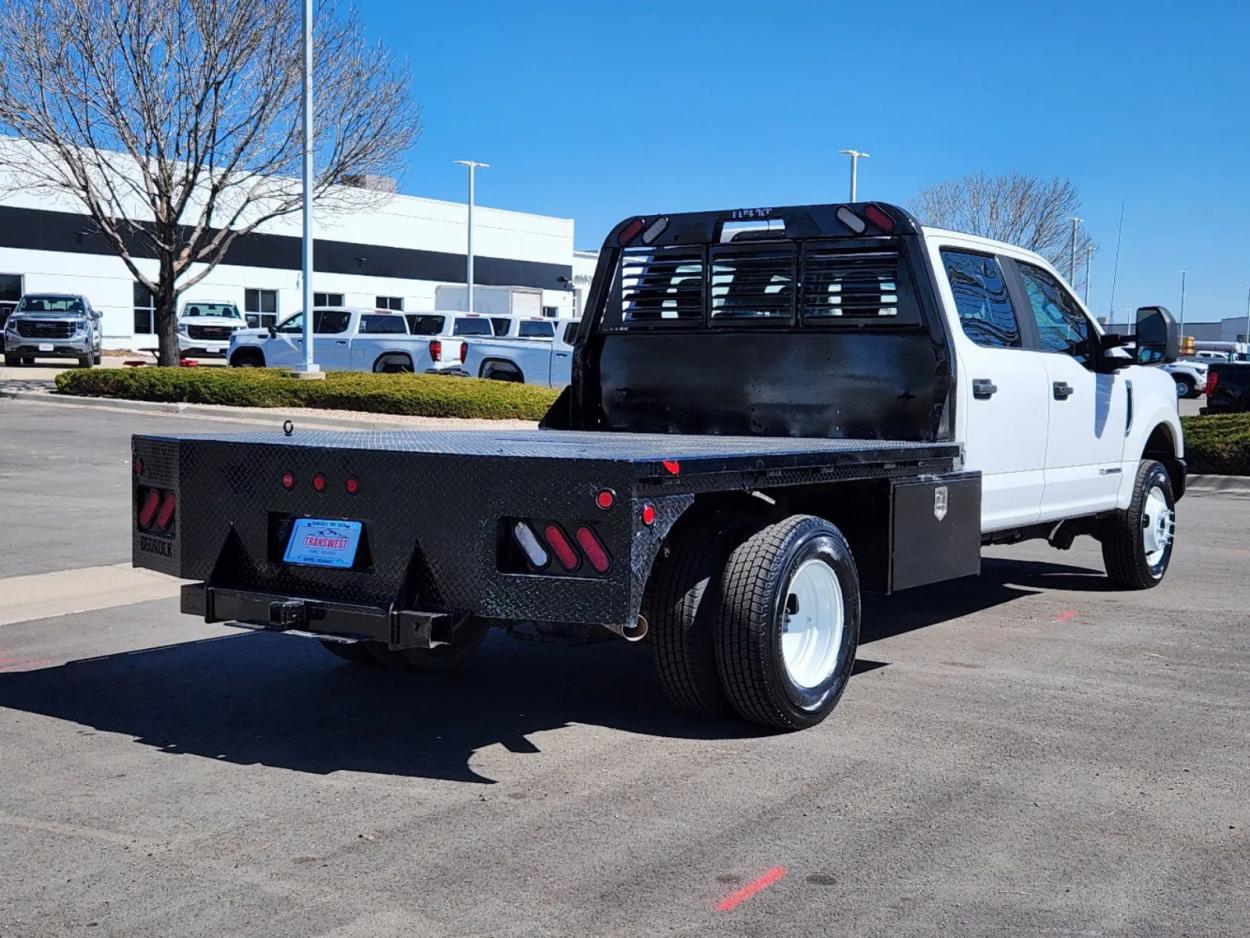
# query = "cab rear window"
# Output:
<box><xmin>405</xmin><ymin>314</ymin><xmax>445</xmax><ymax>335</ymax></box>
<box><xmin>453</xmin><ymin>317</ymin><xmax>494</xmax><ymax>336</ymax></box>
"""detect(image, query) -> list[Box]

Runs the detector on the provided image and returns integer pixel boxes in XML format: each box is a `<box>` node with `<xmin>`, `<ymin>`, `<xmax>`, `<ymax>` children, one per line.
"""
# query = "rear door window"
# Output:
<box><xmin>314</xmin><ymin>310</ymin><xmax>352</xmax><ymax>334</ymax></box>
<box><xmin>359</xmin><ymin>314</ymin><xmax>406</xmax><ymax>334</ymax></box>
<box><xmin>940</xmin><ymin>249</ymin><xmax>1022</xmax><ymax>348</ymax></box>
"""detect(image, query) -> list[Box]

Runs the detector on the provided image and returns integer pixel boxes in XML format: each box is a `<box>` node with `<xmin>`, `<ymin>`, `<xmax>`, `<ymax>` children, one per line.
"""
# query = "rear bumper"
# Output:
<box><xmin>182</xmin><ymin>582</ymin><xmax>461</xmax><ymax>648</ymax></box>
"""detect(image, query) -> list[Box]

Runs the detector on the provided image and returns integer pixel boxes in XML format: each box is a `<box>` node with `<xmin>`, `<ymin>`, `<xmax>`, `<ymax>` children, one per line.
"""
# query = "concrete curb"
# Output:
<box><xmin>1186</xmin><ymin>475</ymin><xmax>1250</xmax><ymax>495</ymax></box>
<box><xmin>0</xmin><ymin>387</ymin><xmax>535</xmax><ymax>432</ymax></box>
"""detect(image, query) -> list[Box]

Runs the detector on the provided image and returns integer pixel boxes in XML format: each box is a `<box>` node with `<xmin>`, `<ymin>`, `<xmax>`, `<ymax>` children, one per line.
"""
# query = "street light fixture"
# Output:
<box><xmin>839</xmin><ymin>149</ymin><xmax>869</xmax><ymax>202</ymax></box>
<box><xmin>454</xmin><ymin>160</ymin><xmax>489</xmax><ymax>314</ymax></box>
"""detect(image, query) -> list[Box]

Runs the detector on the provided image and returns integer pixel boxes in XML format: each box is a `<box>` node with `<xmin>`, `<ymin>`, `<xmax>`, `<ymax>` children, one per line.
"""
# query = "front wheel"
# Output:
<box><xmin>1101</xmin><ymin>460</ymin><xmax>1175</xmax><ymax>589</ymax></box>
<box><xmin>714</xmin><ymin>515</ymin><xmax>860</xmax><ymax>731</ymax></box>
<box><xmin>3</xmin><ymin>354</ymin><xmax>17</xmax><ymax>367</ymax></box>
<box><xmin>1174</xmin><ymin>376</ymin><xmax>1195</xmax><ymax>399</ymax></box>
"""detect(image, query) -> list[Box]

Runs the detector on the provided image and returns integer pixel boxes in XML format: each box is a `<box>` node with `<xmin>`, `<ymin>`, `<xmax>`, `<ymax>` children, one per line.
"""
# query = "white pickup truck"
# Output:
<box><xmin>176</xmin><ymin>300</ymin><xmax>246</xmax><ymax>358</ymax></box>
<box><xmin>227</xmin><ymin>308</ymin><xmax>461</xmax><ymax>373</ymax></box>
<box><xmin>463</xmin><ymin>318</ymin><xmax>578</xmax><ymax>386</ymax></box>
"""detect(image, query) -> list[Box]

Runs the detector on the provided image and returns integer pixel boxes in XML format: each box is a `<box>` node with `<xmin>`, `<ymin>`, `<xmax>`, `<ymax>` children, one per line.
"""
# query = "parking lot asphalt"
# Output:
<box><xmin>0</xmin><ymin>399</ymin><xmax>1247</xmax><ymax>937</ymax></box>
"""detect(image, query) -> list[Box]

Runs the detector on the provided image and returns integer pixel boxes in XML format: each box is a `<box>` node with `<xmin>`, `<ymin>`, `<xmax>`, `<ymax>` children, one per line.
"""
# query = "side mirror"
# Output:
<box><xmin>1135</xmin><ymin>306</ymin><xmax>1179</xmax><ymax>365</ymax></box>
<box><xmin>266</xmin><ymin>325</ymin><xmax>277</xmax><ymax>338</ymax></box>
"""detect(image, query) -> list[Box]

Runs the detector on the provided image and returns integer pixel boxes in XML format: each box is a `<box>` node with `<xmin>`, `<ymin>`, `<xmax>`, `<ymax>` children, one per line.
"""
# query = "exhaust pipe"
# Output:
<box><xmin>619</xmin><ymin>614</ymin><xmax>649</xmax><ymax>643</ymax></box>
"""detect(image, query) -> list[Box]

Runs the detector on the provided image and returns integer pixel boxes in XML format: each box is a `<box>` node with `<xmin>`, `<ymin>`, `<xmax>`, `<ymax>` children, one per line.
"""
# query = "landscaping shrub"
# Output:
<box><xmin>54</xmin><ymin>367</ymin><xmax>559</xmax><ymax>421</ymax></box>
<box><xmin>1180</xmin><ymin>414</ymin><xmax>1250</xmax><ymax>476</ymax></box>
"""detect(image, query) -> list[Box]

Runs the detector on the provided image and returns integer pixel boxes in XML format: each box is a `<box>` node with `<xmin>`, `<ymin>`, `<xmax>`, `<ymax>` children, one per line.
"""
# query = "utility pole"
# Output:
<box><xmin>296</xmin><ymin>0</ymin><xmax>320</xmax><ymax>376</ymax></box>
<box><xmin>1068</xmin><ymin>216</ymin><xmax>1083</xmax><ymax>286</ymax></box>
<box><xmin>1179</xmin><ymin>270</ymin><xmax>1188</xmax><ymax>336</ymax></box>
<box><xmin>1243</xmin><ymin>287</ymin><xmax>1250</xmax><ymax>361</ymax></box>
<box><xmin>839</xmin><ymin>149</ymin><xmax>869</xmax><ymax>201</ymax></box>
<box><xmin>453</xmin><ymin>160</ymin><xmax>489</xmax><ymax>314</ymax></box>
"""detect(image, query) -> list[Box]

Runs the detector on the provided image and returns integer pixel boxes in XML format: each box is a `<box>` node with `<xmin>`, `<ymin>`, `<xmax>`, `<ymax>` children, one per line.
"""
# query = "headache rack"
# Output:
<box><xmin>600</xmin><ymin>202</ymin><xmax>928</xmax><ymax>332</ymax></box>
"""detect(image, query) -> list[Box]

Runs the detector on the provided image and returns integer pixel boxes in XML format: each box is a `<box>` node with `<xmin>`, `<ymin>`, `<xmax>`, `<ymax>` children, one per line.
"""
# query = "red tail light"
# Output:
<box><xmin>429</xmin><ymin>339</ymin><xmax>443</xmax><ymax>362</ymax></box>
<box><xmin>155</xmin><ymin>491</ymin><xmax>177</xmax><ymax>530</ymax></box>
<box><xmin>1206</xmin><ymin>370</ymin><xmax>1218</xmax><ymax>397</ymax></box>
<box><xmin>137</xmin><ymin>489</ymin><xmax>161</xmax><ymax>529</ymax></box>
<box><xmin>543</xmin><ymin>524</ymin><xmax>580</xmax><ymax>571</ymax></box>
<box><xmin>459</xmin><ymin>341</ymin><xmax>468</xmax><ymax>364</ymax></box>
<box><xmin>640</xmin><ymin>503</ymin><xmax>656</xmax><ymax>526</ymax></box>
<box><xmin>863</xmin><ymin>203</ymin><xmax>895</xmax><ymax>233</ymax></box>
<box><xmin>618</xmin><ymin>217</ymin><xmax>645</xmax><ymax>245</ymax></box>
<box><xmin>575</xmin><ymin>526</ymin><xmax>611</xmax><ymax>574</ymax></box>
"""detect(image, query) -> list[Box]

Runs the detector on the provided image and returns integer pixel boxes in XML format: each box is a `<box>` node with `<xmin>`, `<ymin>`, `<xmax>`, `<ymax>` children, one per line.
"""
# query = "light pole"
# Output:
<box><xmin>454</xmin><ymin>160</ymin><xmax>489</xmax><ymax>313</ymax></box>
<box><xmin>296</xmin><ymin>0</ymin><xmax>319</xmax><ymax>376</ymax></box>
<box><xmin>1068</xmin><ymin>216</ymin><xmax>1082</xmax><ymax>286</ymax></box>
<box><xmin>1179</xmin><ymin>271</ymin><xmax>1188</xmax><ymax>337</ymax></box>
<box><xmin>839</xmin><ymin>149</ymin><xmax>869</xmax><ymax>202</ymax></box>
<box><xmin>1243</xmin><ymin>287</ymin><xmax>1250</xmax><ymax>361</ymax></box>
<box><xmin>1084</xmin><ymin>244</ymin><xmax>1093</xmax><ymax>306</ymax></box>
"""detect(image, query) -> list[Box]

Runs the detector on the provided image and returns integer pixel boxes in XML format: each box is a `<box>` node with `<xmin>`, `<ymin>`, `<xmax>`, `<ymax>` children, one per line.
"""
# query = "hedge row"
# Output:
<box><xmin>1179</xmin><ymin>414</ymin><xmax>1250</xmax><ymax>476</ymax></box>
<box><xmin>54</xmin><ymin>367</ymin><xmax>559</xmax><ymax>421</ymax></box>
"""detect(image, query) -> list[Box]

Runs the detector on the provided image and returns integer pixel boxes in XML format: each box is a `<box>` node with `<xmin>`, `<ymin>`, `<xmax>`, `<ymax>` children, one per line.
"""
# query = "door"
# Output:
<box><xmin>1013</xmin><ymin>262</ymin><xmax>1128</xmax><ymax>519</ymax></box>
<box><xmin>264</xmin><ymin>313</ymin><xmax>306</xmax><ymax>366</ymax></box>
<box><xmin>936</xmin><ymin>247</ymin><xmax>1050</xmax><ymax>531</ymax></box>
<box><xmin>312</xmin><ymin>310</ymin><xmax>355</xmax><ymax>370</ymax></box>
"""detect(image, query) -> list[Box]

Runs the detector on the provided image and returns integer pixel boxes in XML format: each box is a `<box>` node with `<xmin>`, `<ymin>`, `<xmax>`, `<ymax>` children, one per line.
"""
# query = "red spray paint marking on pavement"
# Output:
<box><xmin>1053</xmin><ymin>609</ymin><xmax>1078</xmax><ymax>622</ymax></box>
<box><xmin>715</xmin><ymin>866</ymin><xmax>786</xmax><ymax>912</ymax></box>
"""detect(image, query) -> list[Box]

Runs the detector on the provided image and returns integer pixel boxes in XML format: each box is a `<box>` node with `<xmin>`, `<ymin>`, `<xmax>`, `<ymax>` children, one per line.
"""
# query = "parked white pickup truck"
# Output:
<box><xmin>464</xmin><ymin>319</ymin><xmax>578</xmax><ymax>386</ymax></box>
<box><xmin>228</xmin><ymin>308</ymin><xmax>459</xmax><ymax>373</ymax></box>
<box><xmin>177</xmin><ymin>300</ymin><xmax>246</xmax><ymax>358</ymax></box>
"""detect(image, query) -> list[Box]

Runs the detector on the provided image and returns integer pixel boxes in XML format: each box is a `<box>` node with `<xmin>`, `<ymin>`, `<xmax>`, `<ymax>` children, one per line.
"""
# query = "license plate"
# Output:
<box><xmin>283</xmin><ymin>518</ymin><xmax>362</xmax><ymax>569</ymax></box>
<box><xmin>38</xmin><ymin>343</ymin><xmax>53</xmax><ymax>352</ymax></box>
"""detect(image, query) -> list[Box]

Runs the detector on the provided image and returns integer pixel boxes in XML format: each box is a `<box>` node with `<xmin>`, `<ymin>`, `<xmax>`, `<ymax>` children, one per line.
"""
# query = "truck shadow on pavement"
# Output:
<box><xmin>0</xmin><ymin>556</ymin><xmax>1102</xmax><ymax>785</ymax></box>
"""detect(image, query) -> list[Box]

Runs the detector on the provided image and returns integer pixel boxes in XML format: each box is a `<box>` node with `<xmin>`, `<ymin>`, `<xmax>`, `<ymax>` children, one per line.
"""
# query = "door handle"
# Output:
<box><xmin>972</xmin><ymin>379</ymin><xmax>997</xmax><ymax>400</ymax></box>
<box><xmin>336</xmin><ymin>340</ymin><xmax>348</xmax><ymax>345</ymax></box>
<box><xmin>1053</xmin><ymin>381</ymin><xmax>1074</xmax><ymax>401</ymax></box>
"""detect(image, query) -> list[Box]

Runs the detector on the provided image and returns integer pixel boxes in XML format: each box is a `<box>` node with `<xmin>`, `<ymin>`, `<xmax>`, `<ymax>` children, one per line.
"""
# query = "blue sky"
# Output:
<box><xmin>370</xmin><ymin>0</ymin><xmax>1248</xmax><ymax>325</ymax></box>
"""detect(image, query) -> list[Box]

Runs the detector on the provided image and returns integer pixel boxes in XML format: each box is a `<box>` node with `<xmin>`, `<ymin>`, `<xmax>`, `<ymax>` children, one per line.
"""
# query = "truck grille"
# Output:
<box><xmin>16</xmin><ymin>320</ymin><xmax>75</xmax><ymax>339</ymax></box>
<box><xmin>187</xmin><ymin>325</ymin><xmax>234</xmax><ymax>340</ymax></box>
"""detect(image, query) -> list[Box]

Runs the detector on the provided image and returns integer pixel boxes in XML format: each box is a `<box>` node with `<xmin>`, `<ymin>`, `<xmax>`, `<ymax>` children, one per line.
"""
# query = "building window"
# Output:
<box><xmin>0</xmin><ymin>273</ymin><xmax>21</xmax><ymax>318</ymax></box>
<box><xmin>133</xmin><ymin>282</ymin><xmax>156</xmax><ymax>334</ymax></box>
<box><xmin>245</xmin><ymin>288</ymin><xmax>278</xmax><ymax>328</ymax></box>
<box><xmin>542</xmin><ymin>305</ymin><xmax>558</xmax><ymax>319</ymax></box>
<box><xmin>376</xmin><ymin>295</ymin><xmax>404</xmax><ymax>311</ymax></box>
<box><xmin>314</xmin><ymin>292</ymin><xmax>344</xmax><ymax>308</ymax></box>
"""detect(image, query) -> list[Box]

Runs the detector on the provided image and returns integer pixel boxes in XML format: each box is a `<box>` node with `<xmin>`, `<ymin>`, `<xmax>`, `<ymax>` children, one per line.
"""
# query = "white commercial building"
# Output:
<box><xmin>0</xmin><ymin>141</ymin><xmax>582</xmax><ymax>349</ymax></box>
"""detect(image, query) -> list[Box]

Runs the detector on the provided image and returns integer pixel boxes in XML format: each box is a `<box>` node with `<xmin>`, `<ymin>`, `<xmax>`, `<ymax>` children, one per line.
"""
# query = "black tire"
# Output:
<box><xmin>366</xmin><ymin>618</ymin><xmax>490</xmax><ymax>672</ymax></box>
<box><xmin>482</xmin><ymin>362</ymin><xmax>523</xmax><ymax>382</ymax></box>
<box><xmin>644</xmin><ymin>512</ymin><xmax>759</xmax><ymax>717</ymax></box>
<box><xmin>230</xmin><ymin>349</ymin><xmax>264</xmax><ymax>368</ymax></box>
<box><xmin>1101</xmin><ymin>460</ymin><xmax>1175</xmax><ymax>589</ymax></box>
<box><xmin>1174</xmin><ymin>375</ymin><xmax>1195</xmax><ymax>399</ymax></box>
<box><xmin>714</xmin><ymin>515</ymin><xmax>860</xmax><ymax>731</ymax></box>
<box><xmin>3</xmin><ymin>354</ymin><xmax>17</xmax><ymax>367</ymax></box>
<box><xmin>77</xmin><ymin>354</ymin><xmax>92</xmax><ymax>368</ymax></box>
<box><xmin>21</xmin><ymin>357</ymin><xmax>34</xmax><ymax>365</ymax></box>
<box><xmin>320</xmin><ymin>640</ymin><xmax>383</xmax><ymax>666</ymax></box>
<box><xmin>92</xmin><ymin>351</ymin><xmax>102</xmax><ymax>365</ymax></box>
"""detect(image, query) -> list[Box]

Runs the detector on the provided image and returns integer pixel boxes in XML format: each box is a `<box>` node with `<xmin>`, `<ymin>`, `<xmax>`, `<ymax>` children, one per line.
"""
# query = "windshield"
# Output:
<box><xmin>183</xmin><ymin>303</ymin><xmax>241</xmax><ymax>319</ymax></box>
<box><xmin>16</xmin><ymin>295</ymin><xmax>84</xmax><ymax>314</ymax></box>
<box><xmin>453</xmin><ymin>317</ymin><xmax>494</xmax><ymax>337</ymax></box>
<box><xmin>405</xmin><ymin>314</ymin><xmax>446</xmax><ymax>335</ymax></box>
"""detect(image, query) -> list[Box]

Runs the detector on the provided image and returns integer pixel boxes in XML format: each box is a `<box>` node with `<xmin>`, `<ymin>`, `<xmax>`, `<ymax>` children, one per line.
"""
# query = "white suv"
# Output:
<box><xmin>177</xmin><ymin>300</ymin><xmax>246</xmax><ymax>358</ymax></box>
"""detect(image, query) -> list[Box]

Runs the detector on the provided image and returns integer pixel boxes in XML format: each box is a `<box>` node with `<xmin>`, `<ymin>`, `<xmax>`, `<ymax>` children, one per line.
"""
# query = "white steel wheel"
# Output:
<box><xmin>1141</xmin><ymin>484</ymin><xmax>1174</xmax><ymax>572</ymax></box>
<box><xmin>781</xmin><ymin>558</ymin><xmax>845</xmax><ymax>689</ymax></box>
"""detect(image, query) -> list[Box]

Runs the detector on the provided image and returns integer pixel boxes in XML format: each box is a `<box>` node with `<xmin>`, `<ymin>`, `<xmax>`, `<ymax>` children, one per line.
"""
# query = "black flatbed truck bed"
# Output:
<box><xmin>131</xmin><ymin>201</ymin><xmax>987</xmax><ymax>731</ymax></box>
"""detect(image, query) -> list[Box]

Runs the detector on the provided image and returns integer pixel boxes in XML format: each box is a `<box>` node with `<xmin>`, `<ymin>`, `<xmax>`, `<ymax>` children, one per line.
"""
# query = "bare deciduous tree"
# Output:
<box><xmin>912</xmin><ymin>172</ymin><xmax>1095</xmax><ymax>295</ymax></box>
<box><xmin>0</xmin><ymin>0</ymin><xmax>417</xmax><ymax>364</ymax></box>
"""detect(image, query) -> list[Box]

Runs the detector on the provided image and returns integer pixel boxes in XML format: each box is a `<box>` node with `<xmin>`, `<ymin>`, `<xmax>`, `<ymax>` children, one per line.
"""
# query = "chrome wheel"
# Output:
<box><xmin>1141</xmin><ymin>484</ymin><xmax>1174</xmax><ymax>572</ymax></box>
<box><xmin>781</xmin><ymin>558</ymin><xmax>844</xmax><ymax>689</ymax></box>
